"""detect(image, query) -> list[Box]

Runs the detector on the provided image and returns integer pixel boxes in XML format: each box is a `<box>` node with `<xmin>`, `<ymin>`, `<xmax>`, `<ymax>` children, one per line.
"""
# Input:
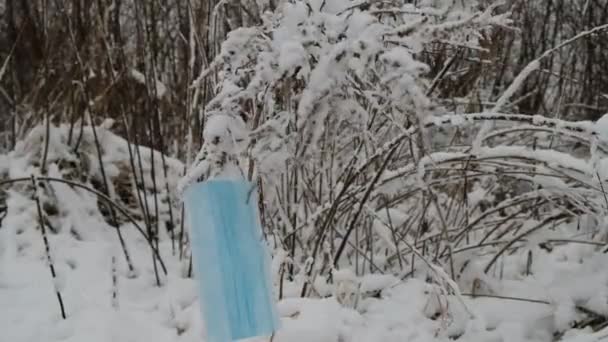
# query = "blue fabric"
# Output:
<box><xmin>184</xmin><ymin>180</ymin><xmax>279</xmax><ymax>342</ymax></box>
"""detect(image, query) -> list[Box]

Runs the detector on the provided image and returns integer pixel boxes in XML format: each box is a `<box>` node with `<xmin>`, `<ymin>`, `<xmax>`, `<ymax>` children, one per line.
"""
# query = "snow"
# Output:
<box><xmin>277</xmin><ymin>41</ymin><xmax>308</xmax><ymax>77</ymax></box>
<box><xmin>178</xmin><ymin>114</ymin><xmax>249</xmax><ymax>193</ymax></box>
<box><xmin>6</xmin><ymin>230</ymin><xmax>588</xmax><ymax>342</ymax></box>
<box><xmin>492</xmin><ymin>60</ymin><xmax>540</xmax><ymax>113</ymax></box>
<box><xmin>129</xmin><ymin>68</ymin><xmax>168</xmax><ymax>99</ymax></box>
<box><xmin>595</xmin><ymin>113</ymin><xmax>608</xmax><ymax>141</ymax></box>
<box><xmin>4</xmin><ymin>129</ymin><xmax>608</xmax><ymax>342</ymax></box>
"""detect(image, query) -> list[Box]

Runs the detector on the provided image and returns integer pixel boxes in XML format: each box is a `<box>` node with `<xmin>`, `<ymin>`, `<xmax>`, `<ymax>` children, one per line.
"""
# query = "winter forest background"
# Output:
<box><xmin>1</xmin><ymin>0</ymin><xmax>608</xmax><ymax>341</ymax></box>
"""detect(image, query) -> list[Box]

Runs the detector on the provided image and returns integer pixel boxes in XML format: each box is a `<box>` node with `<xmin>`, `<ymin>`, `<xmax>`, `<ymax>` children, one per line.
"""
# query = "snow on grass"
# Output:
<box><xmin>6</xmin><ymin>234</ymin><xmax>598</xmax><ymax>342</ymax></box>
<box><xmin>3</xmin><ymin>124</ymin><xmax>608</xmax><ymax>342</ymax></box>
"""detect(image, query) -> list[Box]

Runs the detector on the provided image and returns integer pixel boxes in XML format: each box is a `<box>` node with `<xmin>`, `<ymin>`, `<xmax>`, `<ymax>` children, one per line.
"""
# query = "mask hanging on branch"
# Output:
<box><xmin>181</xmin><ymin>114</ymin><xmax>280</xmax><ymax>342</ymax></box>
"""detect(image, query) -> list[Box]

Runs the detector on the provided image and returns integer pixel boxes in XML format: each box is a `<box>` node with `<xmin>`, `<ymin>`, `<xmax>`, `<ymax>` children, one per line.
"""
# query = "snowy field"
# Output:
<box><xmin>2</xmin><ymin>219</ymin><xmax>608</xmax><ymax>342</ymax></box>
<box><xmin>2</xmin><ymin>123</ymin><xmax>608</xmax><ymax>342</ymax></box>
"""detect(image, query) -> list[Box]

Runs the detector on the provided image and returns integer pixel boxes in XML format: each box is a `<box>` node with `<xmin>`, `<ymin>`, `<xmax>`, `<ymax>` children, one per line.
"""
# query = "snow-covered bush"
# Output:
<box><xmin>191</xmin><ymin>0</ymin><xmax>513</xmax><ymax>284</ymax></box>
<box><xmin>188</xmin><ymin>3</ymin><xmax>608</xmax><ymax>338</ymax></box>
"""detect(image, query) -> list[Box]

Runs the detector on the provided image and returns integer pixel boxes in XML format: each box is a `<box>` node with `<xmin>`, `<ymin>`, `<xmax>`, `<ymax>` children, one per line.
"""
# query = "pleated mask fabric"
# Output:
<box><xmin>184</xmin><ymin>180</ymin><xmax>280</xmax><ymax>342</ymax></box>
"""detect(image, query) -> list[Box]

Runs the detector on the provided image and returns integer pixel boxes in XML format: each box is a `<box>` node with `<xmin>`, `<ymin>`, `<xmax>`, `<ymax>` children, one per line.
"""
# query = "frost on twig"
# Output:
<box><xmin>178</xmin><ymin>114</ymin><xmax>249</xmax><ymax>196</ymax></box>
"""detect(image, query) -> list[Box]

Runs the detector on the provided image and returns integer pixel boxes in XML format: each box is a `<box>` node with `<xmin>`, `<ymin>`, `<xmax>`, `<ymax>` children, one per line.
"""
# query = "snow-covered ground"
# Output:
<box><xmin>2</xmin><ymin>122</ymin><xmax>608</xmax><ymax>342</ymax></box>
<box><xmin>2</xmin><ymin>224</ymin><xmax>608</xmax><ymax>342</ymax></box>
<box><xmin>3</xmin><ymin>118</ymin><xmax>608</xmax><ymax>342</ymax></box>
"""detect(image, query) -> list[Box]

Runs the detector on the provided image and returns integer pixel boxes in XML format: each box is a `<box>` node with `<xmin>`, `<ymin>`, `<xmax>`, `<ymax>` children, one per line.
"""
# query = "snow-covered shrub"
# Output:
<box><xmin>190</xmin><ymin>0</ymin><xmax>513</xmax><ymax>287</ymax></box>
<box><xmin>190</xmin><ymin>4</ymin><xmax>608</xmax><ymax>337</ymax></box>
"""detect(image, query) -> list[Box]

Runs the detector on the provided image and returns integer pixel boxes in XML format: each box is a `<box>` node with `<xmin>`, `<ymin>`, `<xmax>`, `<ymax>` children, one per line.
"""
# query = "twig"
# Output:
<box><xmin>31</xmin><ymin>176</ymin><xmax>67</xmax><ymax>319</ymax></box>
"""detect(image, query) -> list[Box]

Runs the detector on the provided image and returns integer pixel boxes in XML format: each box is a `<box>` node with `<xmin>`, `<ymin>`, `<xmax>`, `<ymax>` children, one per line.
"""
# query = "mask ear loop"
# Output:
<box><xmin>246</xmin><ymin>182</ymin><xmax>258</xmax><ymax>204</ymax></box>
<box><xmin>226</xmin><ymin>118</ymin><xmax>258</xmax><ymax>206</ymax></box>
<box><xmin>226</xmin><ymin>126</ymin><xmax>248</xmax><ymax>181</ymax></box>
